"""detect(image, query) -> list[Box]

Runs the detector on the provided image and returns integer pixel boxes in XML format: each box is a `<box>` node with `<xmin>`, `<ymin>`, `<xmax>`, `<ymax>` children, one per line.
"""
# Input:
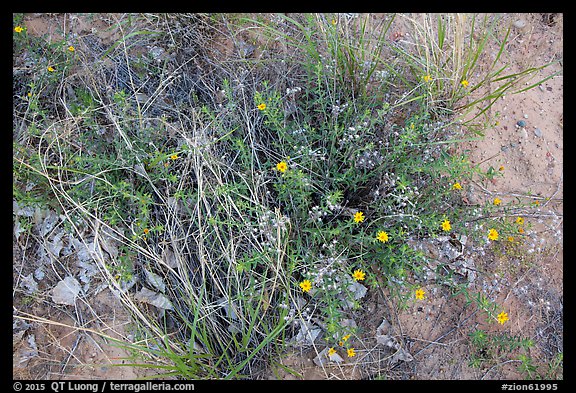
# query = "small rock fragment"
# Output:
<box><xmin>134</xmin><ymin>287</ymin><xmax>174</xmax><ymax>310</ymax></box>
<box><xmin>52</xmin><ymin>276</ymin><xmax>81</xmax><ymax>305</ymax></box>
<box><xmin>20</xmin><ymin>273</ymin><xmax>38</xmax><ymax>295</ymax></box>
<box><xmin>313</xmin><ymin>347</ymin><xmax>344</xmax><ymax>366</ymax></box>
<box><xmin>513</xmin><ymin>19</ymin><xmax>527</xmax><ymax>30</ymax></box>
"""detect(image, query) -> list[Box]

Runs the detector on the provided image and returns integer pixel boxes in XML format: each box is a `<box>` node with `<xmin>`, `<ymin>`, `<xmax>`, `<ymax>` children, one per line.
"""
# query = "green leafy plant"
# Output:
<box><xmin>13</xmin><ymin>13</ymin><xmax>561</xmax><ymax>380</ymax></box>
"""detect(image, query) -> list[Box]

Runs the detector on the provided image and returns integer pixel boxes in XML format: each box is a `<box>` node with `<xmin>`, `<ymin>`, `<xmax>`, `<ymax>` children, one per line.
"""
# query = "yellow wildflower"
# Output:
<box><xmin>338</xmin><ymin>335</ymin><xmax>351</xmax><ymax>347</ymax></box>
<box><xmin>461</xmin><ymin>79</ymin><xmax>469</xmax><ymax>88</ymax></box>
<box><xmin>170</xmin><ymin>153</ymin><xmax>179</xmax><ymax>160</ymax></box>
<box><xmin>493</xmin><ymin>197</ymin><xmax>501</xmax><ymax>206</ymax></box>
<box><xmin>47</xmin><ymin>66</ymin><xmax>55</xmax><ymax>72</ymax></box>
<box><xmin>68</xmin><ymin>45</ymin><xmax>75</xmax><ymax>52</ymax></box>
<box><xmin>299</xmin><ymin>279</ymin><xmax>312</xmax><ymax>293</ymax></box>
<box><xmin>452</xmin><ymin>182</ymin><xmax>462</xmax><ymax>190</ymax></box>
<box><xmin>276</xmin><ymin>161</ymin><xmax>288</xmax><ymax>172</ymax></box>
<box><xmin>347</xmin><ymin>348</ymin><xmax>356</xmax><ymax>358</ymax></box>
<box><xmin>143</xmin><ymin>228</ymin><xmax>150</xmax><ymax>235</ymax></box>
<box><xmin>328</xmin><ymin>347</ymin><xmax>337</xmax><ymax>357</ymax></box>
<box><xmin>353</xmin><ymin>211</ymin><xmax>365</xmax><ymax>223</ymax></box>
<box><xmin>507</xmin><ymin>236</ymin><xmax>515</xmax><ymax>242</ymax></box>
<box><xmin>518</xmin><ymin>227</ymin><xmax>525</xmax><ymax>234</ymax></box>
<box><xmin>14</xmin><ymin>26</ymin><xmax>24</xmax><ymax>33</ymax></box>
<box><xmin>516</xmin><ymin>217</ymin><xmax>524</xmax><ymax>225</ymax></box>
<box><xmin>331</xmin><ymin>19</ymin><xmax>337</xmax><ymax>25</ymax></box>
<box><xmin>376</xmin><ymin>231</ymin><xmax>389</xmax><ymax>243</ymax></box>
<box><xmin>415</xmin><ymin>288</ymin><xmax>425</xmax><ymax>300</ymax></box>
<box><xmin>497</xmin><ymin>311</ymin><xmax>509</xmax><ymax>325</ymax></box>
<box><xmin>499</xmin><ymin>166</ymin><xmax>505</xmax><ymax>171</ymax></box>
<box><xmin>257</xmin><ymin>103</ymin><xmax>266</xmax><ymax>110</ymax></box>
<box><xmin>441</xmin><ymin>219</ymin><xmax>451</xmax><ymax>232</ymax></box>
<box><xmin>423</xmin><ymin>74</ymin><xmax>432</xmax><ymax>83</ymax></box>
<box><xmin>488</xmin><ymin>228</ymin><xmax>499</xmax><ymax>241</ymax></box>
<box><xmin>352</xmin><ymin>269</ymin><xmax>366</xmax><ymax>281</ymax></box>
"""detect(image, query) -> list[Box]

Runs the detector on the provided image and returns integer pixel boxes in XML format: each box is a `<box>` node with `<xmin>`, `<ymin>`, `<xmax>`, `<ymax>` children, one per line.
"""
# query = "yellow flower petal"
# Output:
<box><xmin>497</xmin><ymin>311</ymin><xmax>509</xmax><ymax>325</ymax></box>
<box><xmin>488</xmin><ymin>228</ymin><xmax>499</xmax><ymax>241</ymax></box>
<box><xmin>352</xmin><ymin>269</ymin><xmax>365</xmax><ymax>281</ymax></box>
<box><xmin>415</xmin><ymin>288</ymin><xmax>425</xmax><ymax>300</ymax></box>
<box><xmin>376</xmin><ymin>231</ymin><xmax>389</xmax><ymax>243</ymax></box>
<box><xmin>299</xmin><ymin>280</ymin><xmax>312</xmax><ymax>293</ymax></box>
<box><xmin>276</xmin><ymin>161</ymin><xmax>288</xmax><ymax>172</ymax></box>
<box><xmin>353</xmin><ymin>211</ymin><xmax>365</xmax><ymax>223</ymax></box>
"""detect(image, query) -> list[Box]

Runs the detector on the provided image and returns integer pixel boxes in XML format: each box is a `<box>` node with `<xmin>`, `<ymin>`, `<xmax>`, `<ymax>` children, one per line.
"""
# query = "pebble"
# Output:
<box><xmin>534</xmin><ymin>128</ymin><xmax>543</xmax><ymax>137</ymax></box>
<box><xmin>517</xmin><ymin>120</ymin><xmax>527</xmax><ymax>127</ymax></box>
<box><xmin>513</xmin><ymin>19</ymin><xmax>528</xmax><ymax>31</ymax></box>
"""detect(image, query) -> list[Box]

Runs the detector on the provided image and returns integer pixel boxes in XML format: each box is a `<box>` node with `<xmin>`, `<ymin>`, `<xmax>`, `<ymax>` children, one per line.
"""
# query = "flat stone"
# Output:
<box><xmin>513</xmin><ymin>19</ymin><xmax>527</xmax><ymax>29</ymax></box>
<box><xmin>51</xmin><ymin>276</ymin><xmax>81</xmax><ymax>306</ymax></box>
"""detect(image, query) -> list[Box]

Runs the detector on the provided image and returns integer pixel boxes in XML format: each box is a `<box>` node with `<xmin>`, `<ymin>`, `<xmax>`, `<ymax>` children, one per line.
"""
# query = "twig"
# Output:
<box><xmin>481</xmin><ymin>359</ymin><xmax>522</xmax><ymax>380</ymax></box>
<box><xmin>408</xmin><ymin>308</ymin><xmax>479</xmax><ymax>360</ymax></box>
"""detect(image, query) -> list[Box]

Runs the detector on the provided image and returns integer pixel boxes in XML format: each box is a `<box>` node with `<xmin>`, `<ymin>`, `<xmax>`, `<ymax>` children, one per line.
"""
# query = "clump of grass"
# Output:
<box><xmin>389</xmin><ymin>13</ymin><xmax>561</xmax><ymax>134</ymax></box>
<box><xmin>13</xmin><ymin>13</ymin><xmax>560</xmax><ymax>380</ymax></box>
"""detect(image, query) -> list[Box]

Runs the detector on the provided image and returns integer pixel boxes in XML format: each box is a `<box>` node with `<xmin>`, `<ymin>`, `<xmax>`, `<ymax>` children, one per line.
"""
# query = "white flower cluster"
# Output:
<box><xmin>285</xmin><ymin>86</ymin><xmax>302</xmax><ymax>96</ymax></box>
<box><xmin>337</xmin><ymin>121</ymin><xmax>371</xmax><ymax>147</ymax></box>
<box><xmin>326</xmin><ymin>195</ymin><xmax>342</xmax><ymax>212</ymax></box>
<box><xmin>374</xmin><ymin>172</ymin><xmax>420</xmax><ymax>216</ymax></box>
<box><xmin>308</xmin><ymin>205</ymin><xmax>326</xmax><ymax>222</ymax></box>
<box><xmin>355</xmin><ymin>149</ymin><xmax>383</xmax><ymax>170</ymax></box>
<box><xmin>257</xmin><ymin>209</ymin><xmax>290</xmax><ymax>250</ymax></box>
<box><xmin>331</xmin><ymin>101</ymin><xmax>349</xmax><ymax>116</ymax></box>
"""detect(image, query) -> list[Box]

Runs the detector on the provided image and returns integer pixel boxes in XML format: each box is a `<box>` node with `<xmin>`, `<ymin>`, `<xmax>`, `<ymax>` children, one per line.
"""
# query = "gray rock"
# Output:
<box><xmin>14</xmin><ymin>334</ymin><xmax>38</xmax><ymax>366</ymax></box>
<box><xmin>52</xmin><ymin>276</ymin><xmax>81</xmax><ymax>306</ymax></box>
<box><xmin>34</xmin><ymin>267</ymin><xmax>45</xmax><ymax>281</ymax></box>
<box><xmin>20</xmin><ymin>273</ymin><xmax>38</xmax><ymax>295</ymax></box>
<box><xmin>534</xmin><ymin>128</ymin><xmax>543</xmax><ymax>137</ymax></box>
<box><xmin>291</xmin><ymin>320</ymin><xmax>321</xmax><ymax>345</ymax></box>
<box><xmin>347</xmin><ymin>281</ymin><xmax>368</xmax><ymax>300</ymax></box>
<box><xmin>144</xmin><ymin>268</ymin><xmax>167</xmax><ymax>294</ymax></box>
<box><xmin>513</xmin><ymin>19</ymin><xmax>527</xmax><ymax>30</ymax></box>
<box><xmin>134</xmin><ymin>287</ymin><xmax>174</xmax><ymax>311</ymax></box>
<box><xmin>313</xmin><ymin>347</ymin><xmax>344</xmax><ymax>366</ymax></box>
